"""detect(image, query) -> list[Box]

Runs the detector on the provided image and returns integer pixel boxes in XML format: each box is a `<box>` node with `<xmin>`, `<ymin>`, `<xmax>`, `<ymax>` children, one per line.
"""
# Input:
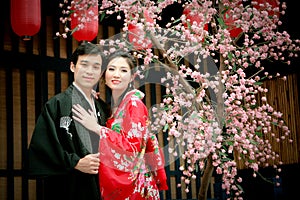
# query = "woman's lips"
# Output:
<box><xmin>111</xmin><ymin>80</ymin><xmax>121</xmax><ymax>84</ymax></box>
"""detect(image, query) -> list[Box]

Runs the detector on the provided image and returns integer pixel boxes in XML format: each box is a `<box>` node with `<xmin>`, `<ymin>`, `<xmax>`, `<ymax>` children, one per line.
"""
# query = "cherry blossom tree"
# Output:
<box><xmin>57</xmin><ymin>0</ymin><xmax>299</xmax><ymax>199</ymax></box>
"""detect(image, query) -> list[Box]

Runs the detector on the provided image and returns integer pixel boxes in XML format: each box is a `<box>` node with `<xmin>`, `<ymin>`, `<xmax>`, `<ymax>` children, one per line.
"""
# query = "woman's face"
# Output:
<box><xmin>105</xmin><ymin>57</ymin><xmax>132</xmax><ymax>94</ymax></box>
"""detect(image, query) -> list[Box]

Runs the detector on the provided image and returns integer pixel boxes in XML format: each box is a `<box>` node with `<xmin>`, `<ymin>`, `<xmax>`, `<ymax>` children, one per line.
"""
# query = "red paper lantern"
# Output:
<box><xmin>10</xmin><ymin>0</ymin><xmax>41</xmax><ymax>40</ymax></box>
<box><xmin>182</xmin><ymin>5</ymin><xmax>208</xmax><ymax>42</ymax></box>
<box><xmin>128</xmin><ymin>9</ymin><xmax>153</xmax><ymax>50</ymax></box>
<box><xmin>253</xmin><ymin>0</ymin><xmax>280</xmax><ymax>18</ymax></box>
<box><xmin>183</xmin><ymin>6</ymin><xmax>209</xmax><ymax>31</ymax></box>
<box><xmin>71</xmin><ymin>2</ymin><xmax>99</xmax><ymax>42</ymax></box>
<box><xmin>223</xmin><ymin>10</ymin><xmax>243</xmax><ymax>38</ymax></box>
<box><xmin>223</xmin><ymin>0</ymin><xmax>243</xmax><ymax>38</ymax></box>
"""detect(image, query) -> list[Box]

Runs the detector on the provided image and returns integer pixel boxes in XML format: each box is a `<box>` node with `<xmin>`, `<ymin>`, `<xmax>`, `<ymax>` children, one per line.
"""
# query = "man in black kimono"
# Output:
<box><xmin>28</xmin><ymin>42</ymin><xmax>109</xmax><ymax>200</ymax></box>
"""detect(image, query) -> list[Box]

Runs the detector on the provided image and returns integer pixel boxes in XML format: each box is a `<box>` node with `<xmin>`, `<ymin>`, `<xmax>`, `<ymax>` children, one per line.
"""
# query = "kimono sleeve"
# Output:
<box><xmin>127</xmin><ymin>98</ymin><xmax>168</xmax><ymax>190</ymax></box>
<box><xmin>27</xmin><ymin>99</ymin><xmax>80</xmax><ymax>177</ymax></box>
<box><xmin>145</xmin><ymin>134</ymin><xmax>169</xmax><ymax>191</ymax></box>
<box><xmin>99</xmin><ymin>98</ymin><xmax>148</xmax><ymax>155</ymax></box>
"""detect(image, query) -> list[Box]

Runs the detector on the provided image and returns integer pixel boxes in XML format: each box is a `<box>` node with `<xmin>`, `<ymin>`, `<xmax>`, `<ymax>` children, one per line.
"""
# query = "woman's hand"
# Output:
<box><xmin>72</xmin><ymin>104</ymin><xmax>101</xmax><ymax>134</ymax></box>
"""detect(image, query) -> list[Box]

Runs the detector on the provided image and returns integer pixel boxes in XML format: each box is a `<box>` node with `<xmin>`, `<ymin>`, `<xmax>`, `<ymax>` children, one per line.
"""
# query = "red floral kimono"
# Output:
<box><xmin>98</xmin><ymin>89</ymin><xmax>168</xmax><ymax>200</ymax></box>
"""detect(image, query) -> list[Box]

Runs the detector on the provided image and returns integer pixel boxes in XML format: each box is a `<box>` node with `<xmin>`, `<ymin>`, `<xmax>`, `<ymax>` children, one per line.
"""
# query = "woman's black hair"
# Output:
<box><xmin>106</xmin><ymin>49</ymin><xmax>136</xmax><ymax>72</ymax></box>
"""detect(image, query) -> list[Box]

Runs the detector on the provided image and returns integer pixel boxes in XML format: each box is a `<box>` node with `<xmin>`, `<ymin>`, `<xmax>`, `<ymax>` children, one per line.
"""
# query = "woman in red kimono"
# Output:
<box><xmin>72</xmin><ymin>50</ymin><xmax>168</xmax><ymax>199</ymax></box>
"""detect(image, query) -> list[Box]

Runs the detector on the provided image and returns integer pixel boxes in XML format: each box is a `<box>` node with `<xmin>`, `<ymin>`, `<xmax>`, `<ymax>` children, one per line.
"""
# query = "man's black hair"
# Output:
<box><xmin>70</xmin><ymin>42</ymin><xmax>106</xmax><ymax>72</ymax></box>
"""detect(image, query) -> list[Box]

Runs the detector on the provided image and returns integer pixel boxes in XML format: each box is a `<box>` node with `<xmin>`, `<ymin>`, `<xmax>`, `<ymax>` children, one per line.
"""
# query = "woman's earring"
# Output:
<box><xmin>129</xmin><ymin>81</ymin><xmax>135</xmax><ymax>89</ymax></box>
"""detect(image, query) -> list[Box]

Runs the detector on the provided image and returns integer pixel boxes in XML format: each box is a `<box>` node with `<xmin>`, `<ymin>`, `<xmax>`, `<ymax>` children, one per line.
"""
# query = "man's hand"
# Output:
<box><xmin>75</xmin><ymin>153</ymin><xmax>100</xmax><ymax>174</ymax></box>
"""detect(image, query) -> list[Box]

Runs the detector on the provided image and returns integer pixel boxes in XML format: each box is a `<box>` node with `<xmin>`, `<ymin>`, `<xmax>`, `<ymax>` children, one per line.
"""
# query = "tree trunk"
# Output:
<box><xmin>198</xmin><ymin>153</ymin><xmax>214</xmax><ymax>200</ymax></box>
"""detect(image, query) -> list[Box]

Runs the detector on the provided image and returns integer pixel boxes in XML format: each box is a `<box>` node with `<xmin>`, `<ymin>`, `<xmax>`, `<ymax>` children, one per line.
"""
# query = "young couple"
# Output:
<box><xmin>28</xmin><ymin>42</ymin><xmax>168</xmax><ymax>200</ymax></box>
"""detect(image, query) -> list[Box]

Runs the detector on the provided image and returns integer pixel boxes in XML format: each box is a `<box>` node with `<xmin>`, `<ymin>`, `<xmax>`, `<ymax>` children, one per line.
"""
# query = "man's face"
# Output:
<box><xmin>70</xmin><ymin>54</ymin><xmax>103</xmax><ymax>91</ymax></box>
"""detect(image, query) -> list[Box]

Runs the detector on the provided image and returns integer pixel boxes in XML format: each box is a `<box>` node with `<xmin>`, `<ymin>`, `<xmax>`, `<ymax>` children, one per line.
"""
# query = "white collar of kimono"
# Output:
<box><xmin>72</xmin><ymin>82</ymin><xmax>97</xmax><ymax>117</ymax></box>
